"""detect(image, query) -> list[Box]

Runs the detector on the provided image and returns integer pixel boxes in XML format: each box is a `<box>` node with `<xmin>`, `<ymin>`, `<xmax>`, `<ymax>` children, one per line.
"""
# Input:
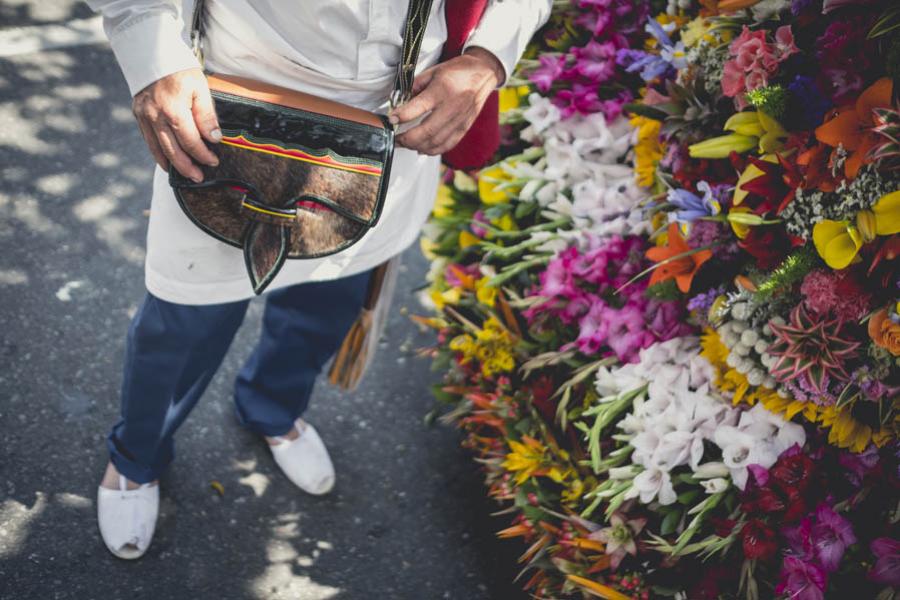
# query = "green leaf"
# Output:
<box><xmin>622</xmin><ymin>102</ymin><xmax>668</xmax><ymax>121</ymax></box>
<box><xmin>660</xmin><ymin>508</ymin><xmax>682</xmax><ymax>536</ymax></box>
<box><xmin>514</xmin><ymin>200</ymin><xmax>538</xmax><ymax>219</ymax></box>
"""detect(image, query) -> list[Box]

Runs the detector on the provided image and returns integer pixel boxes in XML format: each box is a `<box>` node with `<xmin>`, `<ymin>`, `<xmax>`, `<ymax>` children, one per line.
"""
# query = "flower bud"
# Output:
<box><xmin>856</xmin><ymin>209</ymin><xmax>877</xmax><ymax>243</ymax></box>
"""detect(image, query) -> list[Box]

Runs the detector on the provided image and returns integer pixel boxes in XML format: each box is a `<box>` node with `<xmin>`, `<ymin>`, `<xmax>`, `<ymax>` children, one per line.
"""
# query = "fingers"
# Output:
<box><xmin>168</xmin><ymin>104</ymin><xmax>219</xmax><ymax>171</ymax></box>
<box><xmin>131</xmin><ymin>68</ymin><xmax>219</xmax><ymax>182</ymax></box>
<box><xmin>155</xmin><ymin>121</ymin><xmax>204</xmax><ymax>182</ymax></box>
<box><xmin>192</xmin><ymin>82</ymin><xmax>222</xmax><ymax>144</ymax></box>
<box><xmin>389</xmin><ymin>84</ymin><xmax>437</xmax><ymax>125</ymax></box>
<box><xmin>411</xmin><ymin>65</ymin><xmax>437</xmax><ymax>96</ymax></box>
<box><xmin>398</xmin><ymin>106</ymin><xmax>468</xmax><ymax>155</ymax></box>
<box><xmin>136</xmin><ymin>118</ymin><xmax>169</xmax><ymax>171</ymax></box>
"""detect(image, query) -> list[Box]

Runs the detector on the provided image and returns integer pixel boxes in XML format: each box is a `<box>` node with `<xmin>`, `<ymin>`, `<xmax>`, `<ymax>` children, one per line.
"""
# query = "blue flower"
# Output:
<box><xmin>667</xmin><ymin>181</ymin><xmax>721</xmax><ymax>224</ymax></box>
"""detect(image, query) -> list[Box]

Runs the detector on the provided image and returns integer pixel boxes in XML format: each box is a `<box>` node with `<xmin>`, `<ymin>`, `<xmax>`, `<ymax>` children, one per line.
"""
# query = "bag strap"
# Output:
<box><xmin>189</xmin><ymin>0</ymin><xmax>434</xmax><ymax>108</ymax></box>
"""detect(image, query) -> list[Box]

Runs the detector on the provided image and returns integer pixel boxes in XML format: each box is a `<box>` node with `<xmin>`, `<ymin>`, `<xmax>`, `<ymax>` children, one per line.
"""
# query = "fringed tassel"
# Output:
<box><xmin>328</xmin><ymin>257</ymin><xmax>400</xmax><ymax>390</ymax></box>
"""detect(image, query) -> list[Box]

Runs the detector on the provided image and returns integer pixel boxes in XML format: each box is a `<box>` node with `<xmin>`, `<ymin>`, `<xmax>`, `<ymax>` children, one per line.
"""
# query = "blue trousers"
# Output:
<box><xmin>108</xmin><ymin>269</ymin><xmax>372</xmax><ymax>484</ymax></box>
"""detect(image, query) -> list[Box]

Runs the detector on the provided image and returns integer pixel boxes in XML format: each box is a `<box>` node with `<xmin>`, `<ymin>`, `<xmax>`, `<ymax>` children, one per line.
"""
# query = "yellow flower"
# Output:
<box><xmin>689</xmin><ymin>111</ymin><xmax>787</xmax><ymax>158</ymax></box>
<box><xmin>498</xmin><ymin>85</ymin><xmax>530</xmax><ymax>114</ymax></box>
<box><xmin>492</xmin><ymin>212</ymin><xmax>518</xmax><ymax>232</ymax></box>
<box><xmin>812</xmin><ymin>220</ymin><xmax>863</xmax><ymax>270</ymax></box>
<box><xmin>502</xmin><ymin>437</ymin><xmax>545</xmax><ymax>485</ymax></box>
<box><xmin>432</xmin><ymin>184</ymin><xmax>454</xmax><ymax>218</ymax></box>
<box><xmin>419</xmin><ymin>236</ymin><xmax>438</xmax><ymax>260</ymax></box>
<box><xmin>430</xmin><ymin>287</ymin><xmax>461</xmax><ymax>310</ymax></box>
<box><xmin>813</xmin><ymin>190</ymin><xmax>900</xmax><ymax>269</ymax></box>
<box><xmin>478</xmin><ymin>164</ymin><xmax>520</xmax><ymax>205</ymax></box>
<box><xmin>453</xmin><ymin>169</ymin><xmax>477</xmax><ymax>193</ymax></box>
<box><xmin>681</xmin><ymin>17</ymin><xmax>712</xmax><ymax>47</ymax></box>
<box><xmin>630</xmin><ymin>115</ymin><xmax>663</xmax><ymax>187</ymax></box>
<box><xmin>873</xmin><ymin>190</ymin><xmax>900</xmax><ymax>236</ymax></box>
<box><xmin>458</xmin><ymin>230</ymin><xmax>481</xmax><ymax>249</ymax></box>
<box><xmin>475</xmin><ymin>277</ymin><xmax>497</xmax><ymax>307</ymax></box>
<box><xmin>451</xmin><ymin>316</ymin><xmax>516</xmax><ymax>377</ymax></box>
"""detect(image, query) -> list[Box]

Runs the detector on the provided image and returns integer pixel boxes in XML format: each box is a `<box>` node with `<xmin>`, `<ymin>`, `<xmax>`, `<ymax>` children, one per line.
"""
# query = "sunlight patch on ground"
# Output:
<box><xmin>0</xmin><ymin>269</ymin><xmax>28</xmax><ymax>285</ymax></box>
<box><xmin>0</xmin><ymin>17</ymin><xmax>105</xmax><ymax>58</ymax></box>
<box><xmin>0</xmin><ymin>493</ymin><xmax>47</xmax><ymax>559</ymax></box>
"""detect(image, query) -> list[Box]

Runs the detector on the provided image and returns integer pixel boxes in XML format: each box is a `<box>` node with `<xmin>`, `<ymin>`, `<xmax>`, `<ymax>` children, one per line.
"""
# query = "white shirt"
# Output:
<box><xmin>85</xmin><ymin>0</ymin><xmax>551</xmax><ymax>304</ymax></box>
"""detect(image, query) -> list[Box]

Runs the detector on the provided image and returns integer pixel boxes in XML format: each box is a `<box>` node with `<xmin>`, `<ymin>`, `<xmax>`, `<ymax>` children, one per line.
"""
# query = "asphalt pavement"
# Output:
<box><xmin>0</xmin><ymin>5</ymin><xmax>524</xmax><ymax>599</ymax></box>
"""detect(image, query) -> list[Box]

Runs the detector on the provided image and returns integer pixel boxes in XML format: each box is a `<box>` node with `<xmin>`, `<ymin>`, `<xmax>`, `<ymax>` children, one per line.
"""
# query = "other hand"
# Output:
<box><xmin>131</xmin><ymin>68</ymin><xmax>221</xmax><ymax>182</ymax></box>
<box><xmin>390</xmin><ymin>47</ymin><xmax>504</xmax><ymax>156</ymax></box>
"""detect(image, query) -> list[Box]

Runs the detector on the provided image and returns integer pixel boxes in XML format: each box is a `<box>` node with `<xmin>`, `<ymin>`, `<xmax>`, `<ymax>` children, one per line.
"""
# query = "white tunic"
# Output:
<box><xmin>86</xmin><ymin>0</ymin><xmax>552</xmax><ymax>304</ymax></box>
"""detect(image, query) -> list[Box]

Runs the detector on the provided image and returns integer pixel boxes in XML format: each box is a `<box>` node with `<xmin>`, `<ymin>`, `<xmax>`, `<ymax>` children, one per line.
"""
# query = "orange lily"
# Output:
<box><xmin>815</xmin><ymin>77</ymin><xmax>893</xmax><ymax>179</ymax></box>
<box><xmin>645</xmin><ymin>223</ymin><xmax>713</xmax><ymax>293</ymax></box>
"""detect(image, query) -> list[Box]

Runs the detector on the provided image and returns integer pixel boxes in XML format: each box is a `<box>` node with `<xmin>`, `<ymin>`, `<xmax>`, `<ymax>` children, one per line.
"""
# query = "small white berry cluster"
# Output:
<box><xmin>716</xmin><ymin>301</ymin><xmax>786</xmax><ymax>396</ymax></box>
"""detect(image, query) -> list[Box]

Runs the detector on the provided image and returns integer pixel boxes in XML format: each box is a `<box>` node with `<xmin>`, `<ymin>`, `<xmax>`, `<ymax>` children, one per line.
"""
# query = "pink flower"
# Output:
<box><xmin>569</xmin><ymin>39</ymin><xmax>619</xmax><ymax>84</ymax></box>
<box><xmin>722</xmin><ymin>26</ymin><xmax>798</xmax><ymax>103</ymax></box>
<box><xmin>776</xmin><ymin>557</ymin><xmax>827</xmax><ymax>600</ymax></box>
<box><xmin>800</xmin><ymin>269</ymin><xmax>871</xmax><ymax>321</ymax></box>
<box><xmin>869</xmin><ymin>537</ymin><xmax>900</xmax><ymax>586</ymax></box>
<box><xmin>811</xmin><ymin>504</ymin><xmax>856</xmax><ymax>572</ymax></box>
<box><xmin>529</xmin><ymin>54</ymin><xmax>565</xmax><ymax>93</ymax></box>
<box><xmin>553</xmin><ymin>83</ymin><xmax>604</xmax><ymax>118</ymax></box>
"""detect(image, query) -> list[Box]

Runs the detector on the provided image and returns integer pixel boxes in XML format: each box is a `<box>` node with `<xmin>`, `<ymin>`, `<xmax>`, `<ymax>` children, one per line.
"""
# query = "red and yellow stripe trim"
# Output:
<box><xmin>220</xmin><ymin>134</ymin><xmax>382</xmax><ymax>177</ymax></box>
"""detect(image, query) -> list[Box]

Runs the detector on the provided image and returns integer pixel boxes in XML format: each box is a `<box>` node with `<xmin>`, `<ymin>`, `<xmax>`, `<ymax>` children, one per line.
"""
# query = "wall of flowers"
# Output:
<box><xmin>416</xmin><ymin>0</ymin><xmax>900</xmax><ymax>598</ymax></box>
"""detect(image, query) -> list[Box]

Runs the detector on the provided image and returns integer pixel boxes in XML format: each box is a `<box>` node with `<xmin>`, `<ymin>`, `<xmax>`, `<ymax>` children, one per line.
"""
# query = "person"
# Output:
<box><xmin>85</xmin><ymin>0</ymin><xmax>552</xmax><ymax>559</ymax></box>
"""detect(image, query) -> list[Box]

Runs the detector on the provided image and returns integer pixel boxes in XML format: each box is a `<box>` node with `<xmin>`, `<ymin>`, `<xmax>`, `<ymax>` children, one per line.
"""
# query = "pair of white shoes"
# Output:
<box><xmin>97</xmin><ymin>418</ymin><xmax>334</xmax><ymax>559</ymax></box>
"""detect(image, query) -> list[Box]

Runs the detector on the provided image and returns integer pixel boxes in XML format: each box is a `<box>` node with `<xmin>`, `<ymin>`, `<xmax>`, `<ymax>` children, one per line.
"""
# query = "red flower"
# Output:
<box><xmin>770</xmin><ymin>451</ymin><xmax>816</xmax><ymax>493</ymax></box>
<box><xmin>741</xmin><ymin>519</ymin><xmax>779</xmax><ymax>560</ymax></box>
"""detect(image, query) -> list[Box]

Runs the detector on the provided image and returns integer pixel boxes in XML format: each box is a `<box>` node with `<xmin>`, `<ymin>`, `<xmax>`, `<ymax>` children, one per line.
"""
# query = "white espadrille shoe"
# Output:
<box><xmin>268</xmin><ymin>418</ymin><xmax>335</xmax><ymax>495</ymax></box>
<box><xmin>97</xmin><ymin>474</ymin><xmax>159</xmax><ymax>559</ymax></box>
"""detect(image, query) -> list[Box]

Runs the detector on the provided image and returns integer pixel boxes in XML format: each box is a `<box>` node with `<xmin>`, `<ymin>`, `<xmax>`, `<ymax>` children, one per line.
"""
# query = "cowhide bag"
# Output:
<box><xmin>169</xmin><ymin>0</ymin><xmax>432</xmax><ymax>294</ymax></box>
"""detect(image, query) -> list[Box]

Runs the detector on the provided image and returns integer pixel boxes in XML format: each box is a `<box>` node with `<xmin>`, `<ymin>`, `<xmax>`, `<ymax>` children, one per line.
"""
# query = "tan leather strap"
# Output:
<box><xmin>189</xmin><ymin>0</ymin><xmax>432</xmax><ymax>108</ymax></box>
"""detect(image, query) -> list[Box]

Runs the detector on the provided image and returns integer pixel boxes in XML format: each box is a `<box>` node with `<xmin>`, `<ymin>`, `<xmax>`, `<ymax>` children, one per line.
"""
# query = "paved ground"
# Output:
<box><xmin>0</xmin><ymin>11</ymin><xmax>524</xmax><ymax>600</ymax></box>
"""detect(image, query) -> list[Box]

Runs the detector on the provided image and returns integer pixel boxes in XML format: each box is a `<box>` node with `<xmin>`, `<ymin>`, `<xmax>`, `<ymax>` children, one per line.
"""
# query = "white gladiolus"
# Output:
<box><xmin>701</xmin><ymin>478</ymin><xmax>729</xmax><ymax>494</ymax></box>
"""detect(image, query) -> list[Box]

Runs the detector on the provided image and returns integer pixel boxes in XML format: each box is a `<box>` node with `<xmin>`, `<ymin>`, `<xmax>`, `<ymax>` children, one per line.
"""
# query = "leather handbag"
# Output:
<box><xmin>169</xmin><ymin>0</ymin><xmax>433</xmax><ymax>294</ymax></box>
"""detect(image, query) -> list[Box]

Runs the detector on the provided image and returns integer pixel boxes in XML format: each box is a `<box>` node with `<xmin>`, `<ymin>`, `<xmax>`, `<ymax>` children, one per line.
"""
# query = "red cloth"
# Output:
<box><xmin>439</xmin><ymin>0</ymin><xmax>500</xmax><ymax>170</ymax></box>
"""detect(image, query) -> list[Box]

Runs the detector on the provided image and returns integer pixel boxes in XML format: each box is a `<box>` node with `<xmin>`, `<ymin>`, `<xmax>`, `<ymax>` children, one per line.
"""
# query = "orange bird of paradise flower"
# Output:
<box><xmin>815</xmin><ymin>77</ymin><xmax>893</xmax><ymax>180</ymax></box>
<box><xmin>645</xmin><ymin>223</ymin><xmax>713</xmax><ymax>293</ymax></box>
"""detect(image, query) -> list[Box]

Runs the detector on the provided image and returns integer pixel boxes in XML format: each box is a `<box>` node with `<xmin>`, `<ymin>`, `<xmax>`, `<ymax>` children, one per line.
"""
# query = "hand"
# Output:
<box><xmin>131</xmin><ymin>68</ymin><xmax>221</xmax><ymax>182</ymax></box>
<box><xmin>390</xmin><ymin>47</ymin><xmax>504</xmax><ymax>156</ymax></box>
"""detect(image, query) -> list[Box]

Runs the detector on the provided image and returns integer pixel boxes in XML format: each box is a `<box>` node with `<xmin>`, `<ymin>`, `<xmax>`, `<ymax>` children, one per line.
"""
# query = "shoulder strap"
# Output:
<box><xmin>189</xmin><ymin>0</ymin><xmax>433</xmax><ymax>108</ymax></box>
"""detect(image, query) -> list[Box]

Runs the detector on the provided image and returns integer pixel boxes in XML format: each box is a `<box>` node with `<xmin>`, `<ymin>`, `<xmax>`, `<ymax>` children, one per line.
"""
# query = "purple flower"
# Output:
<box><xmin>791</xmin><ymin>0</ymin><xmax>817</xmax><ymax>15</ymax></box>
<box><xmin>838</xmin><ymin>445</ymin><xmax>879</xmax><ymax>486</ymax></box>
<box><xmin>667</xmin><ymin>181</ymin><xmax>721</xmax><ymax>223</ymax></box>
<box><xmin>569</xmin><ymin>40</ymin><xmax>619</xmax><ymax>84</ymax></box>
<box><xmin>869</xmin><ymin>537</ymin><xmax>900</xmax><ymax>586</ymax></box>
<box><xmin>529</xmin><ymin>54</ymin><xmax>565</xmax><ymax>93</ymax></box>
<box><xmin>787</xmin><ymin>76</ymin><xmax>832</xmax><ymax>130</ymax></box>
<box><xmin>553</xmin><ymin>83</ymin><xmax>604</xmax><ymax>118</ymax></box>
<box><xmin>470</xmin><ymin>210</ymin><xmax>489</xmax><ymax>238</ymax></box>
<box><xmin>784</xmin><ymin>517</ymin><xmax>815</xmax><ymax>560</ymax></box>
<box><xmin>776</xmin><ymin>557</ymin><xmax>827</xmax><ymax>600</ymax></box>
<box><xmin>811</xmin><ymin>504</ymin><xmax>856</xmax><ymax>572</ymax></box>
<box><xmin>616</xmin><ymin>48</ymin><xmax>673</xmax><ymax>82</ymax></box>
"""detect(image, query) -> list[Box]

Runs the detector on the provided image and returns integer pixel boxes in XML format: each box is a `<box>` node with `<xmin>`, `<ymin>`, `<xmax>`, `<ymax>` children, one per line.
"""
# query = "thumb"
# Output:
<box><xmin>192</xmin><ymin>82</ymin><xmax>221</xmax><ymax>143</ymax></box>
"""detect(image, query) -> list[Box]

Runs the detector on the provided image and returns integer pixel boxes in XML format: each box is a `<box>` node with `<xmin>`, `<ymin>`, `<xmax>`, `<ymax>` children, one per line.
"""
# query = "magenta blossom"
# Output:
<box><xmin>776</xmin><ymin>557</ymin><xmax>827</xmax><ymax>600</ymax></box>
<box><xmin>568</xmin><ymin>39</ymin><xmax>619</xmax><ymax>84</ymax></box>
<box><xmin>869</xmin><ymin>537</ymin><xmax>900</xmax><ymax>586</ymax></box>
<box><xmin>529</xmin><ymin>54</ymin><xmax>565</xmax><ymax>93</ymax></box>
<box><xmin>811</xmin><ymin>504</ymin><xmax>856</xmax><ymax>572</ymax></box>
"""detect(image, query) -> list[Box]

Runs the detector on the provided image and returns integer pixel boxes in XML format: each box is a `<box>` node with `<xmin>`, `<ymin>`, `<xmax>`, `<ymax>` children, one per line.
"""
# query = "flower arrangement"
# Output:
<box><xmin>416</xmin><ymin>0</ymin><xmax>900</xmax><ymax>598</ymax></box>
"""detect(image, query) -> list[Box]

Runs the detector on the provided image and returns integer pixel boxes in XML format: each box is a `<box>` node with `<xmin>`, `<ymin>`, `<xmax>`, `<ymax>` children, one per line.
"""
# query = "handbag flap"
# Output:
<box><xmin>207</xmin><ymin>74</ymin><xmax>385</xmax><ymax>128</ymax></box>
